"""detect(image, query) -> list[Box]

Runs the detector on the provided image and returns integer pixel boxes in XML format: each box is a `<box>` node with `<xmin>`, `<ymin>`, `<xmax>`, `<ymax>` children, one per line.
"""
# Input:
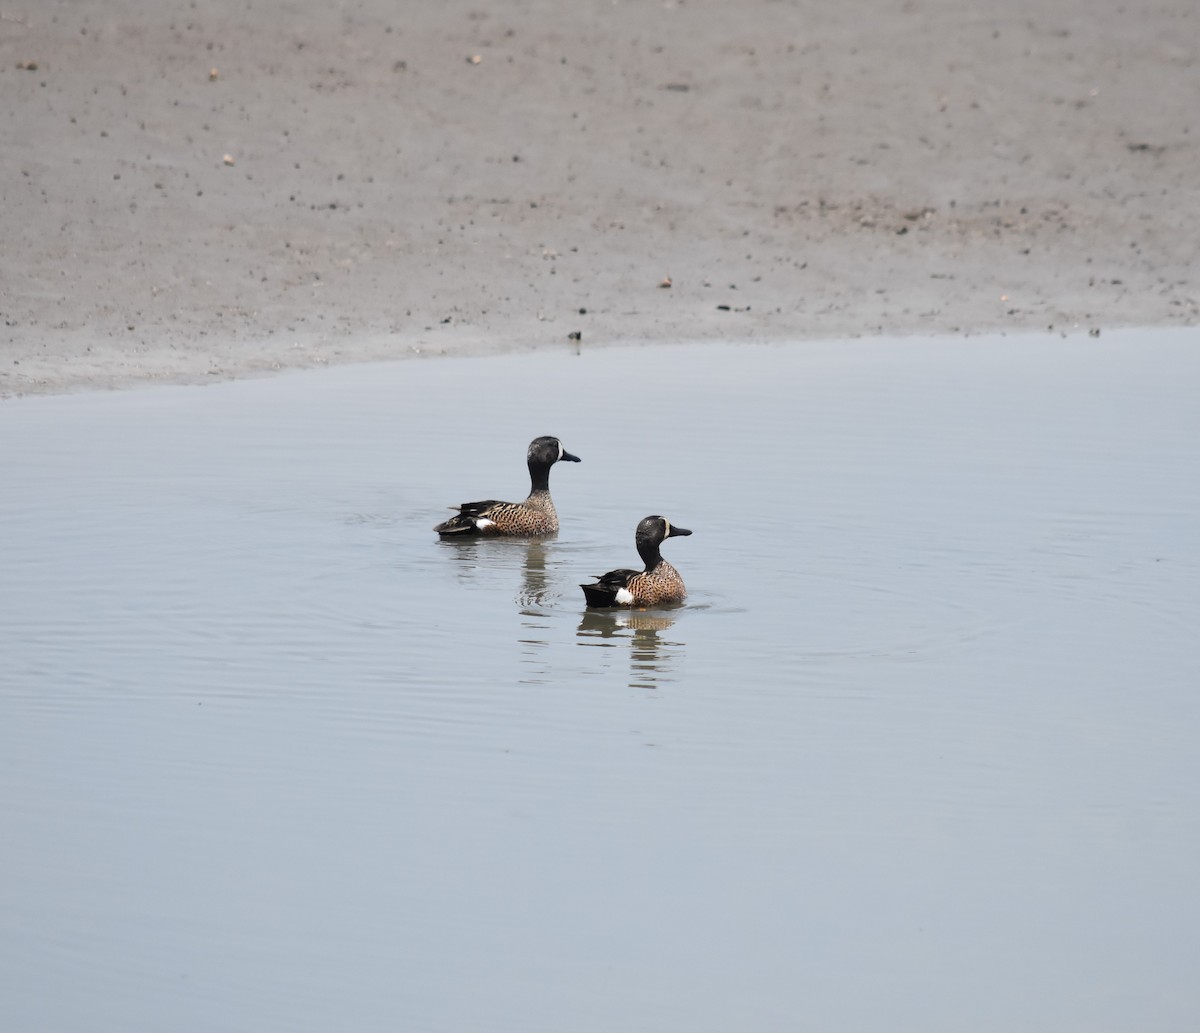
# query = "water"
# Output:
<box><xmin>2</xmin><ymin>331</ymin><xmax>1198</xmax><ymax>1032</ymax></box>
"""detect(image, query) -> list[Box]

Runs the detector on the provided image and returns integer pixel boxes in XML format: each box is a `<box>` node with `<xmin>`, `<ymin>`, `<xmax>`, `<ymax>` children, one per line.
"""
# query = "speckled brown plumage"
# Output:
<box><xmin>434</xmin><ymin>436</ymin><xmax>580</xmax><ymax>537</ymax></box>
<box><xmin>581</xmin><ymin>515</ymin><xmax>692</xmax><ymax>607</ymax></box>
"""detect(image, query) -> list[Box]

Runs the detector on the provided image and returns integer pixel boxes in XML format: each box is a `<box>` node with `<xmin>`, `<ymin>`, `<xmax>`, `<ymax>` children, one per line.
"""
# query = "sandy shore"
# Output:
<box><xmin>3</xmin><ymin>0</ymin><xmax>1197</xmax><ymax>396</ymax></box>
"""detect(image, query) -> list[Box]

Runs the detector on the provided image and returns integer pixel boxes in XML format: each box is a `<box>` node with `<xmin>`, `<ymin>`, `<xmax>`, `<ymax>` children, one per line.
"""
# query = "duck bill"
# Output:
<box><xmin>561</xmin><ymin>450</ymin><xmax>582</xmax><ymax>463</ymax></box>
<box><xmin>667</xmin><ymin>525</ymin><xmax>692</xmax><ymax>537</ymax></box>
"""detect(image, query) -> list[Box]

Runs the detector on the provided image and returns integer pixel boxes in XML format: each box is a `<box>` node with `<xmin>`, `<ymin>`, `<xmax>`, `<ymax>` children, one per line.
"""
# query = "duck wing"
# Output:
<box><xmin>433</xmin><ymin>499</ymin><xmax>505</xmax><ymax>535</ymax></box>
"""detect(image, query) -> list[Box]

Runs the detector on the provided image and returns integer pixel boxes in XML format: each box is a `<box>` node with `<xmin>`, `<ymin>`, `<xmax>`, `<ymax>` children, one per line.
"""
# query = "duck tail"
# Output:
<box><xmin>580</xmin><ymin>582</ymin><xmax>619</xmax><ymax>608</ymax></box>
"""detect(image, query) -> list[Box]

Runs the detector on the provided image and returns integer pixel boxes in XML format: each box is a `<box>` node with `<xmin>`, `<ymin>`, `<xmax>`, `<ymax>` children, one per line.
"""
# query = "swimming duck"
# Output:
<box><xmin>581</xmin><ymin>515</ymin><xmax>692</xmax><ymax>607</ymax></box>
<box><xmin>434</xmin><ymin>436</ymin><xmax>581</xmax><ymax>537</ymax></box>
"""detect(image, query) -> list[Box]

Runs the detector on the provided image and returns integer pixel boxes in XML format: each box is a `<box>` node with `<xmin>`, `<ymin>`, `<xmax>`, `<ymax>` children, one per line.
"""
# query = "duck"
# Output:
<box><xmin>581</xmin><ymin>515</ymin><xmax>692</xmax><ymax>607</ymax></box>
<box><xmin>434</xmin><ymin>436</ymin><xmax>581</xmax><ymax>537</ymax></box>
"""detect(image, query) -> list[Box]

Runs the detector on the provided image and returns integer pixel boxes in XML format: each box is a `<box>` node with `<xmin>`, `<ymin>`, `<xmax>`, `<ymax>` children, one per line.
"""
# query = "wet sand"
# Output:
<box><xmin>3</xmin><ymin>0</ymin><xmax>1198</xmax><ymax>396</ymax></box>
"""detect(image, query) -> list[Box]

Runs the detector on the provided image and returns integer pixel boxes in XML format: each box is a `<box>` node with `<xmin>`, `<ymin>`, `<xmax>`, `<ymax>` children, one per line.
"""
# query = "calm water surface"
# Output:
<box><xmin>2</xmin><ymin>331</ymin><xmax>1199</xmax><ymax>1032</ymax></box>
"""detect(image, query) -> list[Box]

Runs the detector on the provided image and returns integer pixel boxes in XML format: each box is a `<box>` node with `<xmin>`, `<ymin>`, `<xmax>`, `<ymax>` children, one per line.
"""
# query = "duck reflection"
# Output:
<box><xmin>516</xmin><ymin>540</ymin><xmax>550</xmax><ymax>613</ymax></box>
<box><xmin>436</xmin><ymin>535</ymin><xmax>550</xmax><ymax>602</ymax></box>
<box><xmin>516</xmin><ymin>541</ymin><xmax>555</xmax><ymax>682</ymax></box>
<box><xmin>576</xmin><ymin>609</ymin><xmax>682</xmax><ymax>690</ymax></box>
<box><xmin>438</xmin><ymin>536</ymin><xmax>556</xmax><ymax>595</ymax></box>
<box><xmin>437</xmin><ymin>537</ymin><xmax>558</xmax><ymax>679</ymax></box>
<box><xmin>435</xmin><ymin>533</ymin><xmax>487</xmax><ymax>585</ymax></box>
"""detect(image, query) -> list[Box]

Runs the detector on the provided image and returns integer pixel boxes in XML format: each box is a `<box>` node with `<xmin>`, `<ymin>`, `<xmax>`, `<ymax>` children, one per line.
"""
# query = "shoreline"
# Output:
<box><xmin>0</xmin><ymin>318</ymin><xmax>1171</xmax><ymax>401</ymax></box>
<box><xmin>4</xmin><ymin>0</ymin><xmax>1197</xmax><ymax>398</ymax></box>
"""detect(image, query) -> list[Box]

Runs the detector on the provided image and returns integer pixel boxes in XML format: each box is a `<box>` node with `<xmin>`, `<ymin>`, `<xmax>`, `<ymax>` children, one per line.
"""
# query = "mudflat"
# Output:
<box><xmin>3</xmin><ymin>0</ymin><xmax>1197</xmax><ymax>395</ymax></box>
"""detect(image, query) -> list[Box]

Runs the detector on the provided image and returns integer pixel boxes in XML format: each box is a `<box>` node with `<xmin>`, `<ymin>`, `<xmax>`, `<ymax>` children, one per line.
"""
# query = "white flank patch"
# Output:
<box><xmin>474</xmin><ymin>518</ymin><xmax>496</xmax><ymax>530</ymax></box>
<box><xmin>615</xmin><ymin>587</ymin><xmax>635</xmax><ymax>605</ymax></box>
